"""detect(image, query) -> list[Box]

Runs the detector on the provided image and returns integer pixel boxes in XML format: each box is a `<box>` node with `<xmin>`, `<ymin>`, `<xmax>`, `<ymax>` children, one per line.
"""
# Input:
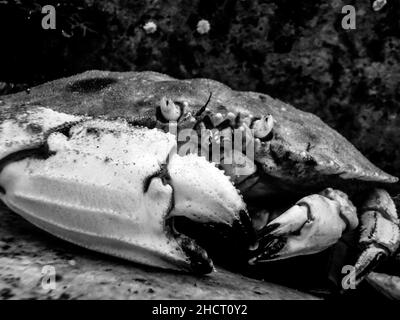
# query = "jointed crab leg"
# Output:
<box><xmin>353</xmin><ymin>189</ymin><xmax>400</xmax><ymax>285</ymax></box>
<box><xmin>367</xmin><ymin>272</ymin><xmax>400</xmax><ymax>300</ymax></box>
<box><xmin>249</xmin><ymin>188</ymin><xmax>359</xmax><ymax>263</ymax></box>
<box><xmin>251</xmin><ymin>187</ymin><xmax>400</xmax><ymax>289</ymax></box>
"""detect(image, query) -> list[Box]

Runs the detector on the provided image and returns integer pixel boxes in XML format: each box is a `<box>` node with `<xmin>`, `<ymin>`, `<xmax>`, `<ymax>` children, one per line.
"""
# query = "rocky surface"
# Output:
<box><xmin>0</xmin><ymin>203</ymin><xmax>316</xmax><ymax>300</ymax></box>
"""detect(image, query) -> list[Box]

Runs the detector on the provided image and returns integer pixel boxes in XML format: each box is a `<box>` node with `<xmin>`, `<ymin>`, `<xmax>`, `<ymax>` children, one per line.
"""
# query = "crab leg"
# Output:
<box><xmin>353</xmin><ymin>189</ymin><xmax>400</xmax><ymax>285</ymax></box>
<box><xmin>366</xmin><ymin>272</ymin><xmax>400</xmax><ymax>299</ymax></box>
<box><xmin>249</xmin><ymin>188</ymin><xmax>359</xmax><ymax>263</ymax></box>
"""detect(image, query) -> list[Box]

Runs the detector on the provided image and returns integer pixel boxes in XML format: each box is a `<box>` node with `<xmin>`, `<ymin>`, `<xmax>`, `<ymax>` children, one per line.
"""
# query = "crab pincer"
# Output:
<box><xmin>249</xmin><ymin>189</ymin><xmax>359</xmax><ymax>263</ymax></box>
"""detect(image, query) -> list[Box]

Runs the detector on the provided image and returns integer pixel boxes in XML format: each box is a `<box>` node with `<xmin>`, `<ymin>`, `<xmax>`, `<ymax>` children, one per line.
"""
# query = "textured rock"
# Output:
<box><xmin>0</xmin><ymin>203</ymin><xmax>316</xmax><ymax>299</ymax></box>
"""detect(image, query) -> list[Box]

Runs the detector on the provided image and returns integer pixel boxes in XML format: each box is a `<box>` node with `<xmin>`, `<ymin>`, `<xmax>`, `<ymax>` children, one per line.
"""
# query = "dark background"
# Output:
<box><xmin>1</xmin><ymin>0</ymin><xmax>400</xmax><ymax>184</ymax></box>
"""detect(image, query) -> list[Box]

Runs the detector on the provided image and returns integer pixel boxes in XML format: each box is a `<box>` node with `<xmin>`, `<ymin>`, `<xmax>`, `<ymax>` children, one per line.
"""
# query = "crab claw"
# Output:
<box><xmin>353</xmin><ymin>189</ymin><xmax>400</xmax><ymax>286</ymax></box>
<box><xmin>0</xmin><ymin>107</ymin><xmax>255</xmax><ymax>274</ymax></box>
<box><xmin>160</xmin><ymin>97</ymin><xmax>181</xmax><ymax>121</ymax></box>
<box><xmin>250</xmin><ymin>188</ymin><xmax>358</xmax><ymax>263</ymax></box>
<box><xmin>168</xmin><ymin>153</ymin><xmax>256</xmax><ymax>250</ymax></box>
<box><xmin>252</xmin><ymin>115</ymin><xmax>274</xmax><ymax>139</ymax></box>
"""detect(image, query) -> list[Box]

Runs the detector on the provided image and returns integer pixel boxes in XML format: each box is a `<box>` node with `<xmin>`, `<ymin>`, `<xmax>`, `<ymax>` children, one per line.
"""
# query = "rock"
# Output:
<box><xmin>0</xmin><ymin>203</ymin><xmax>316</xmax><ymax>299</ymax></box>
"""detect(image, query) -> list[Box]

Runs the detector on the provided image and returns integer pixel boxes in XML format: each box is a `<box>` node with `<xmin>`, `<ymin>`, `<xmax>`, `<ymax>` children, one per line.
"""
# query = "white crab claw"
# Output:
<box><xmin>168</xmin><ymin>153</ymin><xmax>255</xmax><ymax>243</ymax></box>
<box><xmin>250</xmin><ymin>188</ymin><xmax>358</xmax><ymax>263</ymax></box>
<box><xmin>0</xmin><ymin>109</ymin><xmax>255</xmax><ymax>273</ymax></box>
<box><xmin>160</xmin><ymin>97</ymin><xmax>181</xmax><ymax>121</ymax></box>
<box><xmin>0</xmin><ymin>122</ymin><xmax>195</xmax><ymax>271</ymax></box>
<box><xmin>252</xmin><ymin>115</ymin><xmax>274</xmax><ymax>139</ymax></box>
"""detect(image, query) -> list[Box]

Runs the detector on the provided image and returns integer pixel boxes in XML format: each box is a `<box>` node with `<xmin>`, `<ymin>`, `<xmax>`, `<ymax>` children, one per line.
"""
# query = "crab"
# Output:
<box><xmin>0</xmin><ymin>70</ymin><xmax>399</xmax><ymax>297</ymax></box>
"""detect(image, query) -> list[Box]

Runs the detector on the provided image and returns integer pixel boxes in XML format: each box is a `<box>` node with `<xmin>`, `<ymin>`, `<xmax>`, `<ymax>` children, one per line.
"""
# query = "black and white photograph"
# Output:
<box><xmin>0</xmin><ymin>0</ymin><xmax>400</xmax><ymax>304</ymax></box>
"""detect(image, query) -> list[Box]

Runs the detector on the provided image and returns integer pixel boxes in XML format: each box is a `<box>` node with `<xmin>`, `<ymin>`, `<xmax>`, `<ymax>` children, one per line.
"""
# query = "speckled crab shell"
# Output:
<box><xmin>1</xmin><ymin>70</ymin><xmax>397</xmax><ymax>194</ymax></box>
